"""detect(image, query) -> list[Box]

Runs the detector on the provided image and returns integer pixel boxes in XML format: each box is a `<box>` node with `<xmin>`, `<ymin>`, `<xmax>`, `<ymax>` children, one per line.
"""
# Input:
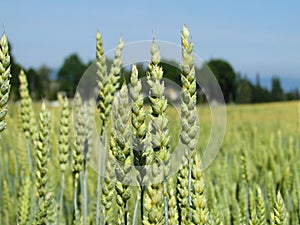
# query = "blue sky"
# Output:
<box><xmin>1</xmin><ymin>1</ymin><xmax>299</xmax><ymax>85</ymax></box>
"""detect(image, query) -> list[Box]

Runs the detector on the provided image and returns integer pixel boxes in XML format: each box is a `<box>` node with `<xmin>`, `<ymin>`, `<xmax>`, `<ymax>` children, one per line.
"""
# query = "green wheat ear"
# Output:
<box><xmin>111</xmin><ymin>84</ymin><xmax>132</xmax><ymax>225</ymax></box>
<box><xmin>271</xmin><ymin>191</ymin><xmax>288</xmax><ymax>225</ymax></box>
<box><xmin>17</xmin><ymin>177</ymin><xmax>31</xmax><ymax>225</ymax></box>
<box><xmin>0</xmin><ymin>33</ymin><xmax>12</xmax><ymax>133</ymax></box>
<box><xmin>34</xmin><ymin>192</ymin><xmax>55</xmax><ymax>225</ymax></box>
<box><xmin>35</xmin><ymin>102</ymin><xmax>51</xmax><ymax>200</ymax></box>
<box><xmin>177</xmin><ymin>24</ymin><xmax>199</xmax><ymax>225</ymax></box>
<box><xmin>73</xmin><ymin>93</ymin><xmax>86</xmax><ymax>183</ymax></box>
<box><xmin>18</xmin><ymin>70</ymin><xmax>38</xmax><ymax>141</ymax></box>
<box><xmin>97</xmin><ymin>32</ymin><xmax>124</xmax><ymax>126</ymax></box>
<box><xmin>129</xmin><ymin>64</ymin><xmax>148</xmax><ymax>223</ymax></box>
<box><xmin>34</xmin><ymin>103</ymin><xmax>53</xmax><ymax>225</ymax></box>
<box><xmin>143</xmin><ymin>39</ymin><xmax>169</xmax><ymax>225</ymax></box>
<box><xmin>190</xmin><ymin>153</ymin><xmax>208</xmax><ymax>225</ymax></box>
<box><xmin>256</xmin><ymin>185</ymin><xmax>266</xmax><ymax>225</ymax></box>
<box><xmin>130</xmin><ymin>64</ymin><xmax>147</xmax><ymax>185</ymax></box>
<box><xmin>58</xmin><ymin>96</ymin><xmax>70</xmax><ymax>172</ymax></box>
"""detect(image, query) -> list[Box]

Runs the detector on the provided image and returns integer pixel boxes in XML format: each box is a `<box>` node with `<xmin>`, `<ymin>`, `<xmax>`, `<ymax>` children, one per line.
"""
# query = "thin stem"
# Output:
<box><xmin>124</xmin><ymin>201</ymin><xmax>128</xmax><ymax>225</ymax></box>
<box><xmin>95</xmin><ymin>133</ymin><xmax>103</xmax><ymax>225</ymax></box>
<box><xmin>140</xmin><ymin>186</ymin><xmax>145</xmax><ymax>224</ymax></box>
<box><xmin>99</xmin><ymin>129</ymin><xmax>107</xmax><ymax>225</ymax></box>
<box><xmin>164</xmin><ymin>196</ymin><xmax>169</xmax><ymax>225</ymax></box>
<box><xmin>132</xmin><ymin>193</ymin><xmax>140</xmax><ymax>225</ymax></box>
<box><xmin>83</xmin><ymin>161</ymin><xmax>87</xmax><ymax>225</ymax></box>
<box><xmin>57</xmin><ymin>172</ymin><xmax>65</xmax><ymax>225</ymax></box>
<box><xmin>26</xmin><ymin>138</ymin><xmax>32</xmax><ymax>172</ymax></box>
<box><xmin>188</xmin><ymin>159</ymin><xmax>192</xmax><ymax>221</ymax></box>
<box><xmin>74</xmin><ymin>185</ymin><xmax>78</xmax><ymax>224</ymax></box>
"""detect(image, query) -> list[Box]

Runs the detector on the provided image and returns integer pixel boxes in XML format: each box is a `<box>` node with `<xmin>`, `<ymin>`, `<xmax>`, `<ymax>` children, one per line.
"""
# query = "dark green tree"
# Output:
<box><xmin>207</xmin><ymin>59</ymin><xmax>237</xmax><ymax>103</ymax></box>
<box><xmin>236</xmin><ymin>75</ymin><xmax>253</xmax><ymax>104</ymax></box>
<box><xmin>271</xmin><ymin>76</ymin><xmax>285</xmax><ymax>101</ymax></box>
<box><xmin>57</xmin><ymin>54</ymin><xmax>86</xmax><ymax>97</ymax></box>
<box><xmin>286</xmin><ymin>88</ymin><xmax>300</xmax><ymax>100</ymax></box>
<box><xmin>7</xmin><ymin>41</ymin><xmax>22</xmax><ymax>100</ymax></box>
<box><xmin>26</xmin><ymin>65</ymin><xmax>52</xmax><ymax>100</ymax></box>
<box><xmin>251</xmin><ymin>73</ymin><xmax>272</xmax><ymax>103</ymax></box>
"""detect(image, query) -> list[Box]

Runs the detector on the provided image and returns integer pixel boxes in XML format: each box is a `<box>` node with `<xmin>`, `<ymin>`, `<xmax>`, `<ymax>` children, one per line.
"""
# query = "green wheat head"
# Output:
<box><xmin>0</xmin><ymin>33</ymin><xmax>11</xmax><ymax>133</ymax></box>
<box><xmin>73</xmin><ymin>93</ymin><xmax>86</xmax><ymax>183</ymax></box>
<box><xmin>177</xmin><ymin>24</ymin><xmax>199</xmax><ymax>225</ymax></box>
<box><xmin>18</xmin><ymin>69</ymin><xmax>37</xmax><ymax>142</ymax></box>
<box><xmin>58</xmin><ymin>96</ymin><xmax>70</xmax><ymax>173</ymax></box>
<box><xmin>17</xmin><ymin>177</ymin><xmax>31</xmax><ymax>225</ymax></box>
<box><xmin>130</xmin><ymin>64</ymin><xmax>148</xmax><ymax>187</ymax></box>
<box><xmin>147</xmin><ymin>39</ymin><xmax>170</xmax><ymax>175</ymax></box>
<box><xmin>35</xmin><ymin>102</ymin><xmax>51</xmax><ymax>200</ymax></box>
<box><xmin>111</xmin><ymin>84</ymin><xmax>132</xmax><ymax>225</ymax></box>
<box><xmin>97</xmin><ymin>32</ymin><xmax>124</xmax><ymax>126</ymax></box>
<box><xmin>190</xmin><ymin>154</ymin><xmax>208</xmax><ymax>225</ymax></box>
<box><xmin>271</xmin><ymin>192</ymin><xmax>288</xmax><ymax>225</ymax></box>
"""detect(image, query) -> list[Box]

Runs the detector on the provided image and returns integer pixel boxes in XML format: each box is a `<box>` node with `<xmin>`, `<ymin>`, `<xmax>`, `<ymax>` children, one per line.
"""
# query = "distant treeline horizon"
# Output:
<box><xmin>8</xmin><ymin>50</ymin><xmax>300</xmax><ymax>103</ymax></box>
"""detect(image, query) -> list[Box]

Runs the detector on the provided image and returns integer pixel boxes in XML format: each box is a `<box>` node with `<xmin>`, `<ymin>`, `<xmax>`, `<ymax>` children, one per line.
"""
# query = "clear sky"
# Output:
<box><xmin>1</xmin><ymin>1</ymin><xmax>299</xmax><ymax>82</ymax></box>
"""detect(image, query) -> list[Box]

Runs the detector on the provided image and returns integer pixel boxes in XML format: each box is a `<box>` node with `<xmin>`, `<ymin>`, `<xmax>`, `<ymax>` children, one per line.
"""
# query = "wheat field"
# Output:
<box><xmin>1</xmin><ymin>27</ymin><xmax>299</xmax><ymax>225</ymax></box>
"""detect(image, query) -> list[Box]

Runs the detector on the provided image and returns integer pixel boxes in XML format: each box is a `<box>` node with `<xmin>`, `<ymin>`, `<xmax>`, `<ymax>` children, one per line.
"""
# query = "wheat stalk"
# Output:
<box><xmin>0</xmin><ymin>33</ymin><xmax>11</xmax><ymax>134</ymax></box>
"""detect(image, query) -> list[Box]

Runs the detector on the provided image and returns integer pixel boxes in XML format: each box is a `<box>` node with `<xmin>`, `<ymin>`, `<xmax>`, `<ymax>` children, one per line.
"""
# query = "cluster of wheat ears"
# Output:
<box><xmin>0</xmin><ymin>25</ymin><xmax>299</xmax><ymax>225</ymax></box>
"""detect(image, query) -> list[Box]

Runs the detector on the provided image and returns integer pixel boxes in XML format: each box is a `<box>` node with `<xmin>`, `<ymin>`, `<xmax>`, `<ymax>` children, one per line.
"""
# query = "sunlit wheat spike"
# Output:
<box><xmin>270</xmin><ymin>192</ymin><xmax>288</xmax><ymax>225</ymax></box>
<box><xmin>146</xmin><ymin>38</ymin><xmax>171</xmax><ymax>225</ymax></box>
<box><xmin>177</xmin><ymin>24</ymin><xmax>199</xmax><ymax>224</ymax></box>
<box><xmin>73</xmin><ymin>93</ymin><xmax>86</xmax><ymax>183</ymax></box>
<box><xmin>57</xmin><ymin>96</ymin><xmax>70</xmax><ymax>225</ymax></box>
<box><xmin>17</xmin><ymin>177</ymin><xmax>31</xmax><ymax>225</ymax></box>
<box><xmin>143</xmin><ymin>166</ymin><xmax>164</xmax><ymax>225</ymax></box>
<box><xmin>1</xmin><ymin>179</ymin><xmax>11</xmax><ymax>224</ymax></box>
<box><xmin>35</xmin><ymin>102</ymin><xmax>51</xmax><ymax>200</ymax></box>
<box><xmin>130</xmin><ymin>64</ymin><xmax>147</xmax><ymax>186</ymax></box>
<box><xmin>34</xmin><ymin>192</ymin><xmax>55</xmax><ymax>225</ymax></box>
<box><xmin>58</xmin><ymin>96</ymin><xmax>70</xmax><ymax>173</ymax></box>
<box><xmin>97</xmin><ymin>33</ymin><xmax>124</xmax><ymax>126</ymax></box>
<box><xmin>96</xmin><ymin>31</ymin><xmax>108</xmax><ymax>124</ymax></box>
<box><xmin>129</xmin><ymin>63</ymin><xmax>148</xmax><ymax>223</ymax></box>
<box><xmin>190</xmin><ymin>154</ymin><xmax>208</xmax><ymax>225</ymax></box>
<box><xmin>18</xmin><ymin>69</ymin><xmax>37</xmax><ymax>141</ymax></box>
<box><xmin>256</xmin><ymin>185</ymin><xmax>266</xmax><ymax>225</ymax></box>
<box><xmin>111</xmin><ymin>84</ymin><xmax>132</xmax><ymax>225</ymax></box>
<box><xmin>167</xmin><ymin>177</ymin><xmax>179</xmax><ymax>225</ymax></box>
<box><xmin>0</xmin><ymin>33</ymin><xmax>11</xmax><ymax>133</ymax></box>
<box><xmin>147</xmin><ymin>38</ymin><xmax>170</xmax><ymax>173</ymax></box>
<box><xmin>101</xmin><ymin>150</ymin><xmax>116</xmax><ymax>224</ymax></box>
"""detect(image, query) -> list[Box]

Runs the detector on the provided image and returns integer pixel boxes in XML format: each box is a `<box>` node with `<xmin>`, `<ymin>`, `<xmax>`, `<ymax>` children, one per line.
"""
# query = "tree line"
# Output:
<box><xmin>8</xmin><ymin>48</ymin><xmax>299</xmax><ymax>103</ymax></box>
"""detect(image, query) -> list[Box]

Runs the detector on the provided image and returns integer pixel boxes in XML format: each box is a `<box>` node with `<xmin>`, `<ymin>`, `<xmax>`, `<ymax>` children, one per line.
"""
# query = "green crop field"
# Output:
<box><xmin>1</xmin><ymin>27</ymin><xmax>299</xmax><ymax>225</ymax></box>
<box><xmin>1</xmin><ymin>101</ymin><xmax>299</xmax><ymax>224</ymax></box>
